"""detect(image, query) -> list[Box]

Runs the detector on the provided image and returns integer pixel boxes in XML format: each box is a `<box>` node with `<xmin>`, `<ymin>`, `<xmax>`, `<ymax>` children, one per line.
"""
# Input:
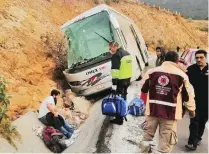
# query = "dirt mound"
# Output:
<box><xmin>0</xmin><ymin>0</ymin><xmax>207</xmax><ymax>120</ymax></box>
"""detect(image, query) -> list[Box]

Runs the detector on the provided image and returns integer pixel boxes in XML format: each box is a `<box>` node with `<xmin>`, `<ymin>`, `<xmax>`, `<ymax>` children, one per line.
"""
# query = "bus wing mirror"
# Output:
<box><xmin>109</xmin><ymin>15</ymin><xmax>119</xmax><ymax>29</ymax></box>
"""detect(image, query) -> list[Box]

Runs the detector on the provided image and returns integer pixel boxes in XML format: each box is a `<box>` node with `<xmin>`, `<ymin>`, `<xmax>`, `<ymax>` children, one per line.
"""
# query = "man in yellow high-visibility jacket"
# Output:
<box><xmin>109</xmin><ymin>41</ymin><xmax>133</xmax><ymax>125</ymax></box>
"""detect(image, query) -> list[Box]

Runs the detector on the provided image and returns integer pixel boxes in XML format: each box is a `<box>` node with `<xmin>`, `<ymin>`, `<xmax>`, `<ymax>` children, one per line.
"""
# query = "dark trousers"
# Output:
<box><xmin>188</xmin><ymin>108</ymin><xmax>208</xmax><ymax>146</ymax></box>
<box><xmin>114</xmin><ymin>84</ymin><xmax>129</xmax><ymax>121</ymax></box>
<box><xmin>117</xmin><ymin>84</ymin><xmax>128</xmax><ymax>101</ymax></box>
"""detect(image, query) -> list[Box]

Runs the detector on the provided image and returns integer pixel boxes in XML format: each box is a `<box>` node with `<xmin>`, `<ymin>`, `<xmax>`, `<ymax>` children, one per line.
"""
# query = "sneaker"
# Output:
<box><xmin>185</xmin><ymin>144</ymin><xmax>197</xmax><ymax>150</ymax></box>
<box><xmin>74</xmin><ymin>129</ymin><xmax>81</xmax><ymax>134</ymax></box>
<box><xmin>61</xmin><ymin>135</ymin><xmax>67</xmax><ymax>140</ymax></box>
<box><xmin>66</xmin><ymin>133</ymin><xmax>72</xmax><ymax>139</ymax></box>
<box><xmin>64</xmin><ymin>139</ymin><xmax>75</xmax><ymax>147</ymax></box>
<box><xmin>71</xmin><ymin>133</ymin><xmax>79</xmax><ymax>139</ymax></box>
<box><xmin>139</xmin><ymin>141</ymin><xmax>152</xmax><ymax>153</ymax></box>
<box><xmin>197</xmin><ymin>140</ymin><xmax>201</xmax><ymax>146</ymax></box>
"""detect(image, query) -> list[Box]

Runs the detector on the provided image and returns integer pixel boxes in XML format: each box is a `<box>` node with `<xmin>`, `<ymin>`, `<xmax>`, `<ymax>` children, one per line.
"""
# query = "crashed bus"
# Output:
<box><xmin>61</xmin><ymin>4</ymin><xmax>149</xmax><ymax>96</ymax></box>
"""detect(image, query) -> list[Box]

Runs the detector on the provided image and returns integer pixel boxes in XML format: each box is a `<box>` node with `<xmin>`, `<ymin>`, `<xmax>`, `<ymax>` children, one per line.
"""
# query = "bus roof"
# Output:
<box><xmin>61</xmin><ymin>4</ymin><xmax>133</xmax><ymax>31</ymax></box>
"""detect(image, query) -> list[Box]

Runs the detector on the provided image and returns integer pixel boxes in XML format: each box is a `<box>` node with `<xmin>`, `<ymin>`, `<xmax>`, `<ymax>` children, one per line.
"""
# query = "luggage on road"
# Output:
<box><xmin>128</xmin><ymin>98</ymin><xmax>145</xmax><ymax>116</ymax></box>
<box><xmin>101</xmin><ymin>94</ymin><xmax>128</xmax><ymax>118</ymax></box>
<box><xmin>42</xmin><ymin>126</ymin><xmax>65</xmax><ymax>153</ymax></box>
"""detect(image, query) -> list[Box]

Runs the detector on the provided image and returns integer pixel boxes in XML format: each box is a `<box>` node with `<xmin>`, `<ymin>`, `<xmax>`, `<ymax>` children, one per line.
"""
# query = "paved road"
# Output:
<box><xmin>173</xmin><ymin>114</ymin><xmax>208</xmax><ymax>153</ymax></box>
<box><xmin>96</xmin><ymin>81</ymin><xmax>150</xmax><ymax>153</ymax></box>
<box><xmin>96</xmin><ymin>55</ymin><xmax>209</xmax><ymax>153</ymax></box>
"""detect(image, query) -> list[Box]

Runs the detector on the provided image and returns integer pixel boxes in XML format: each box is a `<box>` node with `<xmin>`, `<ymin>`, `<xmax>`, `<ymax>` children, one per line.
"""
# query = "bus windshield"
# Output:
<box><xmin>64</xmin><ymin>11</ymin><xmax>121</xmax><ymax>68</ymax></box>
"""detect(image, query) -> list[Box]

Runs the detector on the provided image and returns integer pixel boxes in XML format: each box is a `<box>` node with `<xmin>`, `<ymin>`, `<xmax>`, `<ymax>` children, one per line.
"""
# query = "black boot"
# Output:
<box><xmin>110</xmin><ymin>117</ymin><xmax>123</xmax><ymax>125</ymax></box>
<box><xmin>185</xmin><ymin>144</ymin><xmax>197</xmax><ymax>150</ymax></box>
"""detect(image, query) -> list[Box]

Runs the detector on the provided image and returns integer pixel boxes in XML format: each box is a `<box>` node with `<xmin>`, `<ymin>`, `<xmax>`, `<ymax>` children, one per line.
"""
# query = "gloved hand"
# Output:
<box><xmin>111</xmin><ymin>85</ymin><xmax>117</xmax><ymax>91</ymax></box>
<box><xmin>140</xmin><ymin>92</ymin><xmax>147</xmax><ymax>104</ymax></box>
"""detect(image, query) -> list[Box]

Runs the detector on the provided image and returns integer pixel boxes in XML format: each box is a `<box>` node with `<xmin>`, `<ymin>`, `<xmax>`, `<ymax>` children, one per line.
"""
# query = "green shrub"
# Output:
<box><xmin>92</xmin><ymin>0</ymin><xmax>120</xmax><ymax>5</ymax></box>
<box><xmin>104</xmin><ymin>0</ymin><xmax>111</xmax><ymax>4</ymax></box>
<box><xmin>41</xmin><ymin>32</ymin><xmax>68</xmax><ymax>80</ymax></box>
<box><xmin>198</xmin><ymin>26</ymin><xmax>208</xmax><ymax>32</ymax></box>
<box><xmin>158</xmin><ymin>39</ymin><xmax>164</xmax><ymax>45</ymax></box>
<box><xmin>0</xmin><ymin>77</ymin><xmax>11</xmax><ymax>121</ymax></box>
<box><xmin>187</xmin><ymin>17</ymin><xmax>193</xmax><ymax>22</ymax></box>
<box><xmin>151</xmin><ymin>40</ymin><xmax>155</xmax><ymax>45</ymax></box>
<box><xmin>0</xmin><ymin>76</ymin><xmax>21</xmax><ymax>150</ymax></box>
<box><xmin>92</xmin><ymin>0</ymin><xmax>100</xmax><ymax>4</ymax></box>
<box><xmin>112</xmin><ymin>0</ymin><xmax>120</xmax><ymax>2</ymax></box>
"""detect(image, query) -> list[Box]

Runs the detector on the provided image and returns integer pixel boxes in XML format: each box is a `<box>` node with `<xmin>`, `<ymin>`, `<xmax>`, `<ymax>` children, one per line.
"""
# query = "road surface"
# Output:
<box><xmin>0</xmin><ymin>54</ymin><xmax>207</xmax><ymax>153</ymax></box>
<box><xmin>173</xmin><ymin>114</ymin><xmax>208</xmax><ymax>153</ymax></box>
<box><xmin>96</xmin><ymin>55</ymin><xmax>208</xmax><ymax>153</ymax></box>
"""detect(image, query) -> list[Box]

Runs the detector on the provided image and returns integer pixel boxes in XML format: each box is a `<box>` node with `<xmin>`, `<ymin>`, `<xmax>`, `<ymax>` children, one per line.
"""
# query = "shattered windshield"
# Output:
<box><xmin>64</xmin><ymin>11</ymin><xmax>121</xmax><ymax>68</ymax></box>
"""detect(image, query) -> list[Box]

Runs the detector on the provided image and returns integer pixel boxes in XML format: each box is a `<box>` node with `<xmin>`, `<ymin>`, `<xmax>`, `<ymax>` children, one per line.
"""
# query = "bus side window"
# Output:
<box><xmin>120</xmin><ymin>30</ymin><xmax>127</xmax><ymax>49</ymax></box>
<box><xmin>130</xmin><ymin>24</ymin><xmax>146</xmax><ymax>63</ymax></box>
<box><xmin>121</xmin><ymin>30</ymin><xmax>127</xmax><ymax>45</ymax></box>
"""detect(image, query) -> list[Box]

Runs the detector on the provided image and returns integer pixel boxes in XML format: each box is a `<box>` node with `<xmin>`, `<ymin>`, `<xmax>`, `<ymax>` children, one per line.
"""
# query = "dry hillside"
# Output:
<box><xmin>111</xmin><ymin>1</ymin><xmax>208</xmax><ymax>50</ymax></box>
<box><xmin>189</xmin><ymin>20</ymin><xmax>208</xmax><ymax>46</ymax></box>
<box><xmin>0</xmin><ymin>0</ymin><xmax>208</xmax><ymax>120</ymax></box>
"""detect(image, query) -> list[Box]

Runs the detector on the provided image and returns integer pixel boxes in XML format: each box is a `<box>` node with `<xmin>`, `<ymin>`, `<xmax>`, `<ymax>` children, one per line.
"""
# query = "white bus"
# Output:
<box><xmin>61</xmin><ymin>4</ymin><xmax>149</xmax><ymax>96</ymax></box>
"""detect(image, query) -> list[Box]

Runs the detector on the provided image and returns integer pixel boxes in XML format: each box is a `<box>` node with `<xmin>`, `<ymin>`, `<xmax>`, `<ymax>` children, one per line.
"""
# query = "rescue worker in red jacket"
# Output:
<box><xmin>140</xmin><ymin>51</ymin><xmax>196</xmax><ymax>153</ymax></box>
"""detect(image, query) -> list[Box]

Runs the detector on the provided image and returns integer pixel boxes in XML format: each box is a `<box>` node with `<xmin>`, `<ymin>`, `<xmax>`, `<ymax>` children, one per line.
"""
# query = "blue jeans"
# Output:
<box><xmin>58</xmin><ymin>120</ymin><xmax>74</xmax><ymax>138</ymax></box>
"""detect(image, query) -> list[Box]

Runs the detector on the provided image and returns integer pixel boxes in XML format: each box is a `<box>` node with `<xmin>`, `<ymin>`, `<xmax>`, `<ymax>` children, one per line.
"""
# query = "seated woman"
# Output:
<box><xmin>38</xmin><ymin>89</ymin><xmax>79</xmax><ymax>139</ymax></box>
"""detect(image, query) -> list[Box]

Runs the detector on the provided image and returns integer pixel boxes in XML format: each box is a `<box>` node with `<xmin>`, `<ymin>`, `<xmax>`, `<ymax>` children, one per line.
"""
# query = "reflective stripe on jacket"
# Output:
<box><xmin>111</xmin><ymin>48</ymin><xmax>132</xmax><ymax>82</ymax></box>
<box><xmin>141</xmin><ymin>61</ymin><xmax>195</xmax><ymax>120</ymax></box>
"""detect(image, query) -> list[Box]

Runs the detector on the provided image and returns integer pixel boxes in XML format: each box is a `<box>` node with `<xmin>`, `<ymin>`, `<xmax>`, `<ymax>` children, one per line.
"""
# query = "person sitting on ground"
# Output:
<box><xmin>38</xmin><ymin>89</ymin><xmax>79</xmax><ymax>139</ymax></box>
<box><xmin>155</xmin><ymin>46</ymin><xmax>166</xmax><ymax>67</ymax></box>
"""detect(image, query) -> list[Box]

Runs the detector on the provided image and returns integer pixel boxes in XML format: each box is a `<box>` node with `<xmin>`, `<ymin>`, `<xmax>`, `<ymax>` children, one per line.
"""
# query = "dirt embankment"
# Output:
<box><xmin>0</xmin><ymin>0</ymin><xmax>207</xmax><ymax>120</ymax></box>
<box><xmin>0</xmin><ymin>0</ymin><xmax>94</xmax><ymax>120</ymax></box>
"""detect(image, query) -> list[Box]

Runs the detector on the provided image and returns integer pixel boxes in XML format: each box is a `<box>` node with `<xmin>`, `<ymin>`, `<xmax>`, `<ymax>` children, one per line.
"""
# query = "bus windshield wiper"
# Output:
<box><xmin>96</xmin><ymin>52</ymin><xmax>110</xmax><ymax>58</ymax></box>
<box><xmin>95</xmin><ymin>32</ymin><xmax>111</xmax><ymax>43</ymax></box>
